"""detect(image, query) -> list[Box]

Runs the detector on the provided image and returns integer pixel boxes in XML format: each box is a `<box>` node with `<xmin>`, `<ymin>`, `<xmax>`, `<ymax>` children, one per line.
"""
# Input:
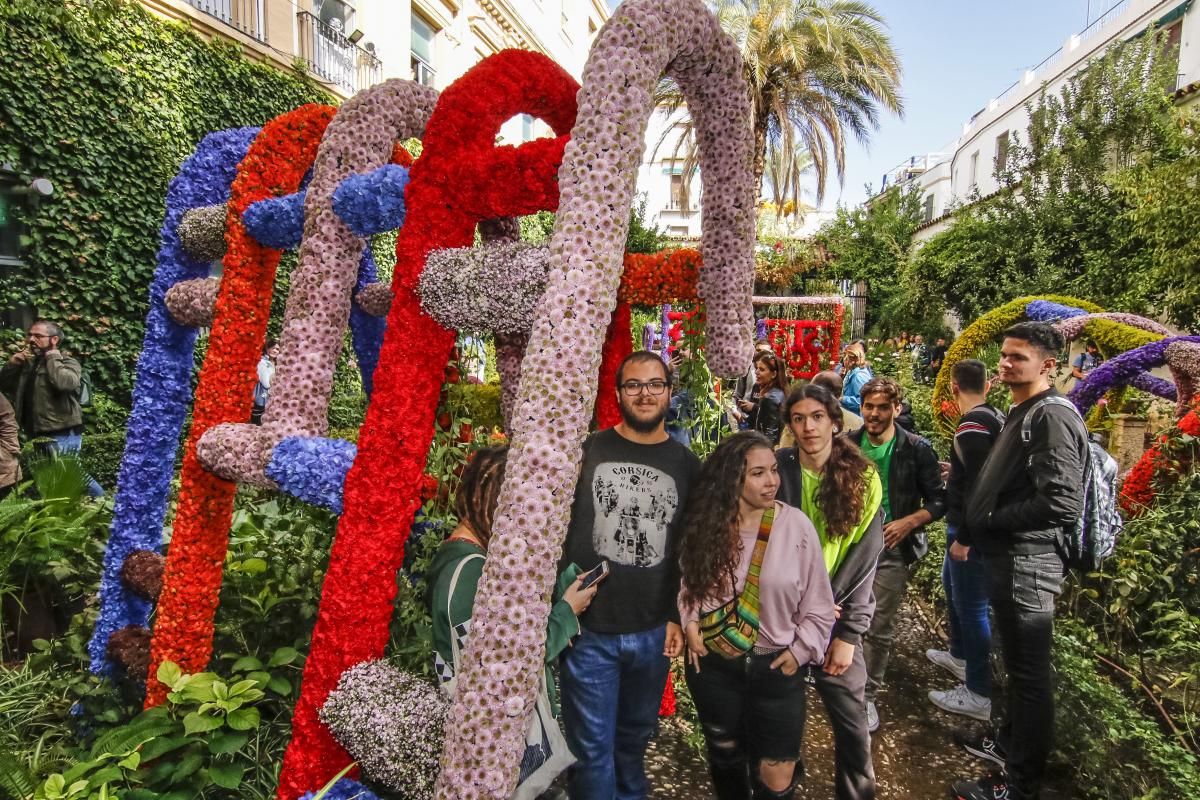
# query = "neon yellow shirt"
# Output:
<box><xmin>799</xmin><ymin>465</ymin><xmax>883</xmax><ymax>575</ymax></box>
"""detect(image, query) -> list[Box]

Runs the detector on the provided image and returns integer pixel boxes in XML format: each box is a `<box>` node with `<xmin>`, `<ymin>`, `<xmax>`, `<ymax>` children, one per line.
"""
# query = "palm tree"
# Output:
<box><xmin>764</xmin><ymin>138</ymin><xmax>813</xmax><ymax>217</ymax></box>
<box><xmin>654</xmin><ymin>0</ymin><xmax>903</xmax><ymax>208</ymax></box>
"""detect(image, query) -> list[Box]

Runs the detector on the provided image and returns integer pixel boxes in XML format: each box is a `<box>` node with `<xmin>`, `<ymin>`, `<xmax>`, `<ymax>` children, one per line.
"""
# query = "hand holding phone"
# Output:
<box><xmin>578</xmin><ymin>560</ymin><xmax>610</xmax><ymax>590</ymax></box>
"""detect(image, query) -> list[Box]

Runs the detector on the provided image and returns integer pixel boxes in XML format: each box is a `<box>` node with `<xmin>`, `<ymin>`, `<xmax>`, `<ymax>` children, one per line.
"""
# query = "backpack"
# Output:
<box><xmin>1020</xmin><ymin>395</ymin><xmax>1122</xmax><ymax>571</ymax></box>
<box><xmin>78</xmin><ymin>367</ymin><xmax>93</xmax><ymax>407</ymax></box>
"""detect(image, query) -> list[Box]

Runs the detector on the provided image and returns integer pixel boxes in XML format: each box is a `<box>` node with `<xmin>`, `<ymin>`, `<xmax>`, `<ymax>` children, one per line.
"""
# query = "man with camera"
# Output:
<box><xmin>0</xmin><ymin>320</ymin><xmax>103</xmax><ymax>496</ymax></box>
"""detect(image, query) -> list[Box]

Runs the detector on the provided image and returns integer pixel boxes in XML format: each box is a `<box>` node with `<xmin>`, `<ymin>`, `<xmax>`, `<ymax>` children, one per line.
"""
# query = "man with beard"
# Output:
<box><xmin>848</xmin><ymin>377</ymin><xmax>945</xmax><ymax>732</ymax></box>
<box><xmin>559</xmin><ymin>351</ymin><xmax>700</xmax><ymax>799</ymax></box>
<box><xmin>0</xmin><ymin>320</ymin><xmax>103</xmax><ymax>496</ymax></box>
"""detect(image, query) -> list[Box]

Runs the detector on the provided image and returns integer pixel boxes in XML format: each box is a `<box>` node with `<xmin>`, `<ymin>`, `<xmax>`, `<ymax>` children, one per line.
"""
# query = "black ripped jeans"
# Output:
<box><xmin>986</xmin><ymin>551</ymin><xmax>1065</xmax><ymax>800</ymax></box>
<box><xmin>685</xmin><ymin>650</ymin><xmax>808</xmax><ymax>799</ymax></box>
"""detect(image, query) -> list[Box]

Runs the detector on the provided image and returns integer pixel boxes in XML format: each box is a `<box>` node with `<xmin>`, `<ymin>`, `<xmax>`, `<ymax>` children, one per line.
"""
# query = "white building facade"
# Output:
<box><xmin>871</xmin><ymin>0</ymin><xmax>1200</xmax><ymax>242</ymax></box>
<box><xmin>146</xmin><ymin>0</ymin><xmax>608</xmax><ymax>119</ymax></box>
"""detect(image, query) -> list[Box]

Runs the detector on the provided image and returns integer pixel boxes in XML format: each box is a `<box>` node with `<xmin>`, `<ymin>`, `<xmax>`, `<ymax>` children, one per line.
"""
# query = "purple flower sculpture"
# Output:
<box><xmin>1025</xmin><ymin>299</ymin><xmax>1089</xmax><ymax>322</ymax></box>
<box><xmin>243</xmin><ymin>189</ymin><xmax>307</xmax><ymax>249</ymax></box>
<box><xmin>89</xmin><ymin>127</ymin><xmax>259</xmax><ymax>676</ymax></box>
<box><xmin>1069</xmin><ymin>335</ymin><xmax>1200</xmax><ymax>415</ymax></box>
<box><xmin>298</xmin><ymin>778</ymin><xmax>380</xmax><ymax>800</ymax></box>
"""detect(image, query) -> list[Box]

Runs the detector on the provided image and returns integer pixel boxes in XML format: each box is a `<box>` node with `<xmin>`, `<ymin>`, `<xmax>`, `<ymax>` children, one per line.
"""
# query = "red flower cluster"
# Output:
<box><xmin>145</xmin><ymin>104</ymin><xmax>336</xmax><ymax>707</ymax></box>
<box><xmin>1119</xmin><ymin>395</ymin><xmax>1200</xmax><ymax>517</ymax></box>
<box><xmin>618</xmin><ymin>248</ymin><xmax>702</xmax><ymax>305</ymax></box>
<box><xmin>596</xmin><ymin>301</ymin><xmax>633</xmax><ymax>429</ymax></box>
<box><xmin>765</xmin><ymin>319</ymin><xmax>833</xmax><ymax>380</ymax></box>
<box><xmin>277</xmin><ymin>51</ymin><xmax>581</xmax><ymax>798</ymax></box>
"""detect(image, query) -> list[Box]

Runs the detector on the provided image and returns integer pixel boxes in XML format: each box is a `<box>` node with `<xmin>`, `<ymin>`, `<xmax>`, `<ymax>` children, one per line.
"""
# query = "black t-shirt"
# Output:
<box><xmin>559</xmin><ymin>427</ymin><xmax>700</xmax><ymax>634</ymax></box>
<box><xmin>945</xmin><ymin>403</ymin><xmax>1004</xmax><ymax>527</ymax></box>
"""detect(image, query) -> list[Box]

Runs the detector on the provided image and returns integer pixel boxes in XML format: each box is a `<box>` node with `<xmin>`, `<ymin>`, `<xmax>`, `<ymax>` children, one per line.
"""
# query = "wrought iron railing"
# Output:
<box><xmin>184</xmin><ymin>0</ymin><xmax>264</xmax><ymax>42</ymax></box>
<box><xmin>296</xmin><ymin>11</ymin><xmax>382</xmax><ymax>94</ymax></box>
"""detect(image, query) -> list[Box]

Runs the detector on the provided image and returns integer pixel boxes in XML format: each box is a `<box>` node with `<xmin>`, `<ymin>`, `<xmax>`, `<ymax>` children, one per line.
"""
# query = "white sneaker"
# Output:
<box><xmin>929</xmin><ymin>683</ymin><xmax>992</xmax><ymax>722</ymax></box>
<box><xmin>866</xmin><ymin>700</ymin><xmax>879</xmax><ymax>733</ymax></box>
<box><xmin>926</xmin><ymin>648</ymin><xmax>967</xmax><ymax>682</ymax></box>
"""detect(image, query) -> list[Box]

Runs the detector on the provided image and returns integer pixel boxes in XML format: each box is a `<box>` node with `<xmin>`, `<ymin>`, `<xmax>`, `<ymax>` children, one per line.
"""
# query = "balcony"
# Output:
<box><xmin>184</xmin><ymin>0</ymin><xmax>264</xmax><ymax>42</ymax></box>
<box><xmin>296</xmin><ymin>11</ymin><xmax>382</xmax><ymax>95</ymax></box>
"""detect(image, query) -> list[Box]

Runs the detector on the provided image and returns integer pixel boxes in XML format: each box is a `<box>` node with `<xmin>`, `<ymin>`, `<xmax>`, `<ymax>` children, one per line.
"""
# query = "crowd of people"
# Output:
<box><xmin>1</xmin><ymin>316</ymin><xmax>1089</xmax><ymax>799</ymax></box>
<box><xmin>430</xmin><ymin>320</ymin><xmax>1090</xmax><ymax>800</ymax></box>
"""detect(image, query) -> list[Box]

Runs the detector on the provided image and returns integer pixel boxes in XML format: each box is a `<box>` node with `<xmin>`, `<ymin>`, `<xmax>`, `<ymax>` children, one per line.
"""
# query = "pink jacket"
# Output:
<box><xmin>679</xmin><ymin>501</ymin><xmax>835</xmax><ymax>665</ymax></box>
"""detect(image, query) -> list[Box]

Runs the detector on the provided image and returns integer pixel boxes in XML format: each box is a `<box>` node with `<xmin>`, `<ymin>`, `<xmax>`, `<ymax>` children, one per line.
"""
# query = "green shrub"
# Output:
<box><xmin>446</xmin><ymin>383</ymin><xmax>504</xmax><ymax>431</ymax></box>
<box><xmin>79</xmin><ymin>431</ymin><xmax>124</xmax><ymax>492</ymax></box>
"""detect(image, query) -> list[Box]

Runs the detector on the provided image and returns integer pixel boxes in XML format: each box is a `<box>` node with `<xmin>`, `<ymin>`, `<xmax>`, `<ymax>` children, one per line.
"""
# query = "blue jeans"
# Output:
<box><xmin>561</xmin><ymin>625</ymin><xmax>669</xmax><ymax>800</ymax></box>
<box><xmin>41</xmin><ymin>432</ymin><xmax>105</xmax><ymax>498</ymax></box>
<box><xmin>942</xmin><ymin>527</ymin><xmax>991</xmax><ymax>697</ymax></box>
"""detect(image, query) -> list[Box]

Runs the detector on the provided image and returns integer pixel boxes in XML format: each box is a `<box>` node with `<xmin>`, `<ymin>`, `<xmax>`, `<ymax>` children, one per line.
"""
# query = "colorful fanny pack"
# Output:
<box><xmin>698</xmin><ymin>506</ymin><xmax>775</xmax><ymax>659</ymax></box>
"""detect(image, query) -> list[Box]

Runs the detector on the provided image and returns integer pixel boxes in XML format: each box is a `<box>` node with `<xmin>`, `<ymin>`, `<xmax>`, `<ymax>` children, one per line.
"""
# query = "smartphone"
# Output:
<box><xmin>578</xmin><ymin>560</ymin><xmax>610</xmax><ymax>590</ymax></box>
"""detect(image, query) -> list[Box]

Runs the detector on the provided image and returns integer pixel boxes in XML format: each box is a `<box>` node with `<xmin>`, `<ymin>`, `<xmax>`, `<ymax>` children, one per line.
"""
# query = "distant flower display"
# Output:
<box><xmin>618</xmin><ymin>248</ymin><xmax>701</xmax><ymax>306</ymax></box>
<box><xmin>1069</xmin><ymin>336</ymin><xmax>1200</xmax><ymax>416</ymax></box>
<box><xmin>931</xmin><ymin>295</ymin><xmax>1103</xmax><ymax>435</ymax></box>
<box><xmin>89</xmin><ymin>127</ymin><xmax>258</xmax><ymax>679</ymax></box>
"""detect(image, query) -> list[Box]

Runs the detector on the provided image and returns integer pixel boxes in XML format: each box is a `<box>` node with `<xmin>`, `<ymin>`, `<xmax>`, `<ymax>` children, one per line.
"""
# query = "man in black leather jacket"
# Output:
<box><xmin>848</xmin><ymin>377</ymin><xmax>945</xmax><ymax>731</ymax></box>
<box><xmin>952</xmin><ymin>323</ymin><xmax>1087</xmax><ymax>800</ymax></box>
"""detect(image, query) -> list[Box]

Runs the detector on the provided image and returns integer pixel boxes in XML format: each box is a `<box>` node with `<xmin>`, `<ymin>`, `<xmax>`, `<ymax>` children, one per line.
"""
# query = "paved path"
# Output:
<box><xmin>645</xmin><ymin>605</ymin><xmax>1002</xmax><ymax>799</ymax></box>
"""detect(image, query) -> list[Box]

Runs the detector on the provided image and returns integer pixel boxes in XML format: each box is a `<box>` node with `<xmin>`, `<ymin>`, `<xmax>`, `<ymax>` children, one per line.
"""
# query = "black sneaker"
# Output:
<box><xmin>955</xmin><ymin>731</ymin><xmax>1006</xmax><ymax>768</ymax></box>
<box><xmin>949</xmin><ymin>774</ymin><xmax>1010</xmax><ymax>800</ymax></box>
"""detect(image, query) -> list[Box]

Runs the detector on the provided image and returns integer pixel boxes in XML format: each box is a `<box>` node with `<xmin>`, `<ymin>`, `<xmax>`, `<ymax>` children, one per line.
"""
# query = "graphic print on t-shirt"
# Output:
<box><xmin>591</xmin><ymin>463</ymin><xmax>679</xmax><ymax>568</ymax></box>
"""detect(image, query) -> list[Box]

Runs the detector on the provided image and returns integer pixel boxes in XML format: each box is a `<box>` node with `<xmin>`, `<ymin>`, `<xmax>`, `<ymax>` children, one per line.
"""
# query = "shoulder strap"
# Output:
<box><xmin>446</xmin><ymin>553</ymin><xmax>485</xmax><ymax>673</ymax></box>
<box><xmin>1020</xmin><ymin>395</ymin><xmax>1082</xmax><ymax>445</ymax></box>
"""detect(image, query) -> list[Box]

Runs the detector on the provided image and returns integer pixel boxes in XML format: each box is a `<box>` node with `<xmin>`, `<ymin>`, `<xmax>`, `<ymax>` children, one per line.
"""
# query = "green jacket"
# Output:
<box><xmin>0</xmin><ymin>352</ymin><xmax>83</xmax><ymax>436</ymax></box>
<box><xmin>426</xmin><ymin>539</ymin><xmax>581</xmax><ymax>709</ymax></box>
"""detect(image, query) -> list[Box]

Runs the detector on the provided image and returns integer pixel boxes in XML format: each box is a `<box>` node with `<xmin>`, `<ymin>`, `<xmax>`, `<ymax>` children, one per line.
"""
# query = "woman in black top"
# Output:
<box><xmin>739</xmin><ymin>352</ymin><xmax>788</xmax><ymax>445</ymax></box>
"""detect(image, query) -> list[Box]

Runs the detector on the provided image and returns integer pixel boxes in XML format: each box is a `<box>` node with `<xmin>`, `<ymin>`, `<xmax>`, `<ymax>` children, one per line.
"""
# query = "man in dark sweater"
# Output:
<box><xmin>559</xmin><ymin>351</ymin><xmax>700</xmax><ymax>800</ymax></box>
<box><xmin>926</xmin><ymin>359</ymin><xmax>1004</xmax><ymax>722</ymax></box>
<box><xmin>953</xmin><ymin>323</ymin><xmax>1088</xmax><ymax>800</ymax></box>
<box><xmin>849</xmin><ymin>377</ymin><xmax>946</xmax><ymax>732</ymax></box>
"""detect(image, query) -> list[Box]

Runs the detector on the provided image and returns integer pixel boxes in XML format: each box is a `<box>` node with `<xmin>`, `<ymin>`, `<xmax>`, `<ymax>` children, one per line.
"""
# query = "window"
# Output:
<box><xmin>314</xmin><ymin>0</ymin><xmax>355</xmax><ymax>32</ymax></box>
<box><xmin>668</xmin><ymin>174</ymin><xmax>685</xmax><ymax>210</ymax></box>
<box><xmin>995</xmin><ymin>131</ymin><xmax>1009</xmax><ymax>174</ymax></box>
<box><xmin>521</xmin><ymin>114</ymin><xmax>534</xmax><ymax>142</ymax></box>
<box><xmin>968</xmin><ymin>150</ymin><xmax>979</xmax><ymax>191</ymax></box>
<box><xmin>411</xmin><ymin>13</ymin><xmax>436</xmax><ymax>87</ymax></box>
<box><xmin>922</xmin><ymin>193</ymin><xmax>935</xmax><ymax>223</ymax></box>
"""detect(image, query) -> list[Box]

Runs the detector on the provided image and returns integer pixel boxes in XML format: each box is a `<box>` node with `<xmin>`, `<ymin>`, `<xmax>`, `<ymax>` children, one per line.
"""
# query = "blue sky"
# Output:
<box><xmin>605</xmin><ymin>0</ymin><xmax>1116</xmax><ymax>210</ymax></box>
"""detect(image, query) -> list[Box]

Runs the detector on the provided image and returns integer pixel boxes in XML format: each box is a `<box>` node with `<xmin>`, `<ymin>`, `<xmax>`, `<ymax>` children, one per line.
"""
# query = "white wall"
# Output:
<box><xmin>638</xmin><ymin>107</ymin><xmax>704</xmax><ymax>240</ymax></box>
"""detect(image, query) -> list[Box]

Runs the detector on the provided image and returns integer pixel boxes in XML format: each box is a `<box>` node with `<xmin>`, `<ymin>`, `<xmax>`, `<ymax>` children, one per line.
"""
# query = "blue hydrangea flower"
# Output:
<box><xmin>332</xmin><ymin>164</ymin><xmax>409</xmax><ymax>237</ymax></box>
<box><xmin>266</xmin><ymin>436</ymin><xmax>358</xmax><ymax>513</ymax></box>
<box><xmin>243</xmin><ymin>189</ymin><xmax>307</xmax><ymax>249</ymax></box>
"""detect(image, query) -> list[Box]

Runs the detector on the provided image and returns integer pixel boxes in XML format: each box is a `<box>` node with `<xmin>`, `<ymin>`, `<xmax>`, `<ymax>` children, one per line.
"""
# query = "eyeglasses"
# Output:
<box><xmin>620</xmin><ymin>380</ymin><xmax>670</xmax><ymax>396</ymax></box>
<box><xmin>28</xmin><ymin>333</ymin><xmax>51</xmax><ymax>341</ymax></box>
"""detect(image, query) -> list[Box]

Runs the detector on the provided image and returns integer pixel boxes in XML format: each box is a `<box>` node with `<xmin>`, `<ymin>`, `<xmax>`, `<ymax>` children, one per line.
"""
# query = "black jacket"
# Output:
<box><xmin>776</xmin><ymin>447</ymin><xmax>883</xmax><ymax>647</ymax></box>
<box><xmin>749</xmin><ymin>386</ymin><xmax>785</xmax><ymax>445</ymax></box>
<box><xmin>848</xmin><ymin>425</ymin><xmax>946</xmax><ymax>565</ymax></box>
<box><xmin>963</xmin><ymin>389</ymin><xmax>1087</xmax><ymax>556</ymax></box>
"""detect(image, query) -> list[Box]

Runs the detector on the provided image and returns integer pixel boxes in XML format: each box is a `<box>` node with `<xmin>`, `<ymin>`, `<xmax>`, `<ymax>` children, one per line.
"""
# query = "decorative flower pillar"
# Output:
<box><xmin>89</xmin><ymin>127</ymin><xmax>259</xmax><ymax>678</ymax></box>
<box><xmin>145</xmin><ymin>105</ymin><xmax>337</xmax><ymax>704</ymax></box>
<box><xmin>437</xmin><ymin>1</ymin><xmax>756</xmax><ymax>795</ymax></box>
<box><xmin>277</xmin><ymin>52</ymin><xmax>579</xmax><ymax>799</ymax></box>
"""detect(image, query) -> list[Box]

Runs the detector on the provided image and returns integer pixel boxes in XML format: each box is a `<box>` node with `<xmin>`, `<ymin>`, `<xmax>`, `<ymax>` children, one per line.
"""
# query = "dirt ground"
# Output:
<box><xmin>644</xmin><ymin>604</ymin><xmax>1069</xmax><ymax>799</ymax></box>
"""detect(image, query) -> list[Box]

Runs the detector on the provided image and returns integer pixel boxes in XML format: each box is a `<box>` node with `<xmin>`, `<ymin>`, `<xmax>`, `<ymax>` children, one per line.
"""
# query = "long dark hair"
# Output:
<box><xmin>679</xmin><ymin>431</ymin><xmax>775</xmax><ymax>608</ymax></box>
<box><xmin>783</xmin><ymin>384</ymin><xmax>872</xmax><ymax>539</ymax></box>
<box><xmin>454</xmin><ymin>446</ymin><xmax>508</xmax><ymax>549</ymax></box>
<box><xmin>753</xmin><ymin>351</ymin><xmax>789</xmax><ymax>394</ymax></box>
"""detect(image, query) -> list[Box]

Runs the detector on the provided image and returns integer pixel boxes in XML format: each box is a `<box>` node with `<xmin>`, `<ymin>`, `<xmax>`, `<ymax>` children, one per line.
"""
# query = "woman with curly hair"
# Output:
<box><xmin>678</xmin><ymin>431</ymin><xmax>835</xmax><ymax>800</ymax></box>
<box><xmin>775</xmin><ymin>384</ymin><xmax>883</xmax><ymax>800</ymax></box>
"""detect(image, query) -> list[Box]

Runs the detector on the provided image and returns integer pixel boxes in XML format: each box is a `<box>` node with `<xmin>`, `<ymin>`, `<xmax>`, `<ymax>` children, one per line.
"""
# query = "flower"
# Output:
<box><xmin>1069</xmin><ymin>335</ymin><xmax>1200</xmax><ymax>416</ymax></box>
<box><xmin>318</xmin><ymin>660</ymin><xmax>448</xmax><ymax>799</ymax></box>
<box><xmin>89</xmin><ymin>127</ymin><xmax>259</xmax><ymax>679</ymax></box>
<box><xmin>437</xmin><ymin>4</ymin><xmax>757</xmax><ymax>795</ymax></box>
<box><xmin>420</xmin><ymin>241</ymin><xmax>551</xmax><ymax>335</ymax></box>
<box><xmin>298</xmin><ymin>779</ymin><xmax>380</xmax><ymax>800</ymax></box>
<box><xmin>1119</xmin><ymin>395</ymin><xmax>1200</xmax><ymax>517</ymax></box>
<box><xmin>265</xmin><ymin>436</ymin><xmax>359</xmax><ymax>513</ymax></box>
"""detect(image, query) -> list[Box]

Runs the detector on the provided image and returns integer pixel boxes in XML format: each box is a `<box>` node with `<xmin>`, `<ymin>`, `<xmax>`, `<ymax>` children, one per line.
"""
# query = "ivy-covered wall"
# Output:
<box><xmin>0</xmin><ymin>0</ymin><xmax>332</xmax><ymax>401</ymax></box>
